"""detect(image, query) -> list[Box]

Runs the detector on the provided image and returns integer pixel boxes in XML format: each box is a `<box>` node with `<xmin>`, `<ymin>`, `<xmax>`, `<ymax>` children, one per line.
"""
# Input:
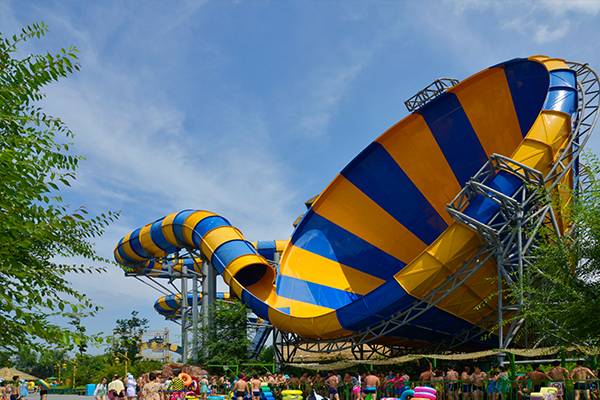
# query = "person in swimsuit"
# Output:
<box><xmin>420</xmin><ymin>364</ymin><xmax>434</xmax><ymax>386</ymax></box>
<box><xmin>251</xmin><ymin>375</ymin><xmax>262</xmax><ymax>400</ymax></box>
<box><xmin>487</xmin><ymin>371</ymin><xmax>498</xmax><ymax>400</ymax></box>
<box><xmin>233</xmin><ymin>375</ymin><xmax>249</xmax><ymax>400</ymax></box>
<box><xmin>471</xmin><ymin>366</ymin><xmax>487</xmax><ymax>400</ymax></box>
<box><xmin>570</xmin><ymin>360</ymin><xmax>597</xmax><ymax>400</ymax></box>
<box><xmin>326</xmin><ymin>372</ymin><xmax>340</xmax><ymax>400</ymax></box>
<box><xmin>446</xmin><ymin>366</ymin><xmax>460</xmax><ymax>400</ymax></box>
<box><xmin>548</xmin><ymin>361</ymin><xmax>569</xmax><ymax>400</ymax></box>
<box><xmin>363</xmin><ymin>374</ymin><xmax>379</xmax><ymax>400</ymax></box>
<box><xmin>527</xmin><ymin>364</ymin><xmax>549</xmax><ymax>393</ymax></box>
<box><xmin>199</xmin><ymin>376</ymin><xmax>209</xmax><ymax>400</ymax></box>
<box><xmin>461</xmin><ymin>367</ymin><xmax>472</xmax><ymax>400</ymax></box>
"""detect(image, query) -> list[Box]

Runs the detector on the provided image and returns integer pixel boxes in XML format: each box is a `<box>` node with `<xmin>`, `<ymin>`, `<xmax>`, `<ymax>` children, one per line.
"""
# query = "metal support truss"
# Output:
<box><xmin>274</xmin><ymin>60</ymin><xmax>599</xmax><ymax>365</ymax></box>
<box><xmin>404</xmin><ymin>78</ymin><xmax>459</xmax><ymax>112</ymax></box>
<box><xmin>436</xmin><ymin>60</ymin><xmax>600</xmax><ymax>357</ymax></box>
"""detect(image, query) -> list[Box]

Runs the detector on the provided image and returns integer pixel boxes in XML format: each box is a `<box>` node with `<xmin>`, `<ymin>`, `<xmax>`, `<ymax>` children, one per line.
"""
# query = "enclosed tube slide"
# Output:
<box><xmin>154</xmin><ymin>291</ymin><xmax>230</xmax><ymax>318</ymax></box>
<box><xmin>115</xmin><ymin>56</ymin><xmax>578</xmax><ymax>346</ymax></box>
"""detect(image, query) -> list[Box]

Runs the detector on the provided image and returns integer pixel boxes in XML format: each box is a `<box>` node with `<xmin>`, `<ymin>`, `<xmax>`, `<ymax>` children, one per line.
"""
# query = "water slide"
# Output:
<box><xmin>154</xmin><ymin>291</ymin><xmax>230</xmax><ymax>318</ymax></box>
<box><xmin>115</xmin><ymin>56</ymin><xmax>583</xmax><ymax>347</ymax></box>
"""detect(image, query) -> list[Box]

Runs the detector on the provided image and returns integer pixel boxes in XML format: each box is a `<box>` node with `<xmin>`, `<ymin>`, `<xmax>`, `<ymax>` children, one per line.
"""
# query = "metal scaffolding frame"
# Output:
<box><xmin>274</xmin><ymin>60</ymin><xmax>599</xmax><ymax>365</ymax></box>
<box><xmin>404</xmin><ymin>77</ymin><xmax>459</xmax><ymax>112</ymax></box>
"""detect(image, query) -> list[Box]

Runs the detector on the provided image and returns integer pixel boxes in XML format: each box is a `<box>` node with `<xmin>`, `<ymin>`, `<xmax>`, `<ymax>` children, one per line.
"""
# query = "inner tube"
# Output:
<box><xmin>400</xmin><ymin>389</ymin><xmax>415</xmax><ymax>400</ymax></box>
<box><xmin>415</xmin><ymin>387</ymin><xmax>437</xmax><ymax>395</ymax></box>
<box><xmin>282</xmin><ymin>390</ymin><xmax>303</xmax><ymax>396</ymax></box>
<box><xmin>414</xmin><ymin>393</ymin><xmax>436</xmax><ymax>400</ymax></box>
<box><xmin>178</xmin><ymin>373</ymin><xmax>193</xmax><ymax>387</ymax></box>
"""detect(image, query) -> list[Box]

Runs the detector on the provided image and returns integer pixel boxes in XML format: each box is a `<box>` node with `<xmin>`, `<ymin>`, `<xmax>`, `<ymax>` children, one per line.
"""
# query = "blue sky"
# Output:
<box><xmin>2</xmin><ymin>0</ymin><xmax>600</xmax><ymax>351</ymax></box>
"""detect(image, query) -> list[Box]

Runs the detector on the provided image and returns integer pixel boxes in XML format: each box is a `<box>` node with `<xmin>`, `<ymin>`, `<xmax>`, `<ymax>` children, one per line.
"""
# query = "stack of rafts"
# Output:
<box><xmin>114</xmin><ymin>55</ymin><xmax>589</xmax><ymax>349</ymax></box>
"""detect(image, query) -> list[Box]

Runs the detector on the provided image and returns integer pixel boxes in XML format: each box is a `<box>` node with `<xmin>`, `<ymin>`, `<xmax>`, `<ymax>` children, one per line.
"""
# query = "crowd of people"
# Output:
<box><xmin>0</xmin><ymin>375</ymin><xmax>48</xmax><ymax>400</ymax></box>
<box><xmin>91</xmin><ymin>361</ymin><xmax>599</xmax><ymax>400</ymax></box>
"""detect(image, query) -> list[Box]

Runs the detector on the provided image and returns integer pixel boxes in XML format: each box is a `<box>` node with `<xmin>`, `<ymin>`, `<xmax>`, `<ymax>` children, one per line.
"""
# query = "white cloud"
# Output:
<box><xmin>2</xmin><ymin>0</ymin><xmax>299</xmax><ymax>346</ymax></box>
<box><xmin>298</xmin><ymin>56</ymin><xmax>370</xmax><ymax>138</ymax></box>
<box><xmin>448</xmin><ymin>0</ymin><xmax>598</xmax><ymax>44</ymax></box>
<box><xmin>533</xmin><ymin>22</ymin><xmax>571</xmax><ymax>43</ymax></box>
<box><xmin>539</xmin><ymin>0</ymin><xmax>600</xmax><ymax>15</ymax></box>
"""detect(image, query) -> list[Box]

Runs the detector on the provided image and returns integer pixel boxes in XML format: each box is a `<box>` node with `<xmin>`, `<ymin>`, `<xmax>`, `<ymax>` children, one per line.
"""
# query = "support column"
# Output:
<box><xmin>273</xmin><ymin>329</ymin><xmax>282</xmax><ymax>372</ymax></box>
<box><xmin>202</xmin><ymin>261</ymin><xmax>212</xmax><ymax>357</ymax></box>
<box><xmin>181</xmin><ymin>264</ymin><xmax>188</xmax><ymax>363</ymax></box>
<box><xmin>191</xmin><ymin>273</ymin><xmax>199</xmax><ymax>362</ymax></box>
<box><xmin>207</xmin><ymin>262</ymin><xmax>216</xmax><ymax>334</ymax></box>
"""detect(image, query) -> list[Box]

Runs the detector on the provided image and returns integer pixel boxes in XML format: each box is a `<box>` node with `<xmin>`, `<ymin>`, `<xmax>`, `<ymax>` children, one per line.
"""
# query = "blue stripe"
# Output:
<box><xmin>150</xmin><ymin>219</ymin><xmax>178</xmax><ymax>253</ymax></box>
<box><xmin>277</xmin><ymin>307</ymin><xmax>291</xmax><ymax>314</ymax></box>
<box><xmin>336</xmin><ymin>279</ymin><xmax>415</xmax><ymax>330</ymax></box>
<box><xmin>291</xmin><ymin>210</ymin><xmax>405</xmax><ymax>280</ymax></box>
<box><xmin>502</xmin><ymin>59</ymin><xmax>549</xmax><ymax>136</ymax></box>
<box><xmin>241</xmin><ymin>290</ymin><xmax>270</xmax><ymax>321</ymax></box>
<box><xmin>116</xmin><ymin>238</ymin><xmax>133</xmax><ymax>264</ymax></box>
<box><xmin>336</xmin><ymin>279</ymin><xmax>493</xmax><ymax>343</ymax></box>
<box><xmin>544</xmin><ymin>69</ymin><xmax>577</xmax><ymax>115</ymax></box>
<box><xmin>418</xmin><ymin>92</ymin><xmax>489</xmax><ymax>187</ymax></box>
<box><xmin>191</xmin><ymin>216</ymin><xmax>231</xmax><ymax>247</ymax></box>
<box><xmin>165</xmin><ymin>296</ymin><xmax>179</xmax><ymax>309</ymax></box>
<box><xmin>256</xmin><ymin>240</ymin><xmax>277</xmax><ymax>261</ymax></box>
<box><xmin>341</xmin><ymin>142</ymin><xmax>447</xmax><ymax>245</ymax></box>
<box><xmin>464</xmin><ymin>171</ymin><xmax>523</xmax><ymax>223</ymax></box>
<box><xmin>211</xmin><ymin>239</ymin><xmax>256</xmax><ymax>273</ymax></box>
<box><xmin>129</xmin><ymin>228</ymin><xmax>151</xmax><ymax>259</ymax></box>
<box><xmin>172</xmin><ymin>209</ymin><xmax>195</xmax><ymax>245</ymax></box>
<box><xmin>276</xmin><ymin>274</ymin><xmax>361</xmax><ymax>310</ymax></box>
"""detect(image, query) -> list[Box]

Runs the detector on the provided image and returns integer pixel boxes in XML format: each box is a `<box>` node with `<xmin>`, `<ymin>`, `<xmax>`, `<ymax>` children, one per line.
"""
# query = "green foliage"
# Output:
<box><xmin>0</xmin><ymin>22</ymin><xmax>117</xmax><ymax>353</ymax></box>
<box><xmin>199</xmin><ymin>300</ymin><xmax>250</xmax><ymax>365</ymax></box>
<box><xmin>9</xmin><ymin>348</ymin><xmax>67</xmax><ymax>378</ymax></box>
<box><xmin>258</xmin><ymin>345</ymin><xmax>275</xmax><ymax>363</ymax></box>
<box><xmin>509</xmin><ymin>153</ymin><xmax>600</xmax><ymax>346</ymax></box>
<box><xmin>112</xmin><ymin>311</ymin><xmax>149</xmax><ymax>362</ymax></box>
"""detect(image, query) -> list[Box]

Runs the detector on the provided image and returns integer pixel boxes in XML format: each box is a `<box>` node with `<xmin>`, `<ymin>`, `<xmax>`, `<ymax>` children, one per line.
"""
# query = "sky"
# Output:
<box><xmin>2</xmin><ymin>0</ymin><xmax>600</xmax><ymax>352</ymax></box>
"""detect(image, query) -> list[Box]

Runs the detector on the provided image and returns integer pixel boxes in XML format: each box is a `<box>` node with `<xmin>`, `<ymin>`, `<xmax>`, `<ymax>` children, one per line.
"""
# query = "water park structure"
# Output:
<box><xmin>114</xmin><ymin>55</ymin><xmax>599</xmax><ymax>365</ymax></box>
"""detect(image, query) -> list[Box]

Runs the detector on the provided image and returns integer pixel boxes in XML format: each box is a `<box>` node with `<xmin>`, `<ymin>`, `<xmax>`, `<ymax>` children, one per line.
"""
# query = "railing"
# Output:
<box><xmin>263</xmin><ymin>379</ymin><xmax>600</xmax><ymax>400</ymax></box>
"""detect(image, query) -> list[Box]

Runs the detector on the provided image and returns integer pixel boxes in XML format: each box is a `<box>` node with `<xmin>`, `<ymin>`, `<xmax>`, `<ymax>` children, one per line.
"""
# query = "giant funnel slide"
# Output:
<box><xmin>115</xmin><ymin>56</ymin><xmax>579</xmax><ymax>347</ymax></box>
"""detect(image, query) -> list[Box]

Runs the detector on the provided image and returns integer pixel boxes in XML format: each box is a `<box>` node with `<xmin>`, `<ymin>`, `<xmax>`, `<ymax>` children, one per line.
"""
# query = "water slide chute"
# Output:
<box><xmin>115</xmin><ymin>56</ymin><xmax>581</xmax><ymax>346</ymax></box>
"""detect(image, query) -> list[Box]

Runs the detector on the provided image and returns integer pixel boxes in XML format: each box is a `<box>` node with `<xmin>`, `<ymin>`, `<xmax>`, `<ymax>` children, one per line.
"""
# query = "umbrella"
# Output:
<box><xmin>0</xmin><ymin>367</ymin><xmax>39</xmax><ymax>381</ymax></box>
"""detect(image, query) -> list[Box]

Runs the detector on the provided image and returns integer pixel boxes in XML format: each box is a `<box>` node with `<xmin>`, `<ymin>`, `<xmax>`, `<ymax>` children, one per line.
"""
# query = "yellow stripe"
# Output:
<box><xmin>139</xmin><ymin>223</ymin><xmax>166</xmax><ymax>258</ymax></box>
<box><xmin>312</xmin><ymin>175</ymin><xmax>426</xmax><ymax>265</ymax></box>
<box><xmin>161</xmin><ymin>212</ymin><xmax>180</xmax><ymax>246</ymax></box>
<box><xmin>182</xmin><ymin>211</ymin><xmax>216</xmax><ymax>247</ymax></box>
<box><xmin>267</xmin><ymin>304</ymin><xmax>348</xmax><ymax>339</ymax></box>
<box><xmin>453</xmin><ymin>67</ymin><xmax>523</xmax><ymax>158</ymax></box>
<box><xmin>275</xmin><ymin>240</ymin><xmax>288</xmax><ymax>252</ymax></box>
<box><xmin>222</xmin><ymin>254</ymin><xmax>272</xmax><ymax>287</ymax></box>
<box><xmin>121</xmin><ymin>232</ymin><xmax>146</xmax><ymax>262</ymax></box>
<box><xmin>201</xmin><ymin>226</ymin><xmax>246</xmax><ymax>260</ymax></box>
<box><xmin>376</xmin><ymin>114</ymin><xmax>459</xmax><ymax>225</ymax></box>
<box><xmin>529</xmin><ymin>56</ymin><xmax>568</xmax><ymax>71</ymax></box>
<box><xmin>394</xmin><ymin>223</ymin><xmax>497</xmax><ymax>327</ymax></box>
<box><xmin>114</xmin><ymin>247</ymin><xmax>124</xmax><ymax>264</ymax></box>
<box><xmin>511</xmin><ymin>111</ymin><xmax>571</xmax><ymax>171</ymax></box>
<box><xmin>280</xmin><ymin>245</ymin><xmax>384</xmax><ymax>295</ymax></box>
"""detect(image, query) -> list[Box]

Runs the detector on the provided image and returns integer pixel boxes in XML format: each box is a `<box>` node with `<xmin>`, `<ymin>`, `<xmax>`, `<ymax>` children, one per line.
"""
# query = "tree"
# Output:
<box><xmin>0</xmin><ymin>22</ymin><xmax>117</xmax><ymax>353</ymax></box>
<box><xmin>508</xmin><ymin>153</ymin><xmax>600</xmax><ymax>346</ymax></box>
<box><xmin>199</xmin><ymin>300</ymin><xmax>250</xmax><ymax>365</ymax></box>
<box><xmin>112</xmin><ymin>311</ymin><xmax>149</xmax><ymax>362</ymax></box>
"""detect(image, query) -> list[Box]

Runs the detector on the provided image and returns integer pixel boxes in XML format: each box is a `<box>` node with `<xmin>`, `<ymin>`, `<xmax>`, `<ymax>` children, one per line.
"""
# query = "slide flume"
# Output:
<box><xmin>115</xmin><ymin>55</ymin><xmax>578</xmax><ymax>347</ymax></box>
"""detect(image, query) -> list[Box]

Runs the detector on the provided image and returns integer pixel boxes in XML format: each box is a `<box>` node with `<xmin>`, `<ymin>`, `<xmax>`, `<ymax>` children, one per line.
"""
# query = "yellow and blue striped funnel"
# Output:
<box><xmin>115</xmin><ymin>56</ymin><xmax>579</xmax><ymax>346</ymax></box>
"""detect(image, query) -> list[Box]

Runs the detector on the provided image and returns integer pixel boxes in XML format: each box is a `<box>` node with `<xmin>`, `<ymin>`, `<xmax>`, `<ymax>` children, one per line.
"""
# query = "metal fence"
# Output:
<box><xmin>279</xmin><ymin>379</ymin><xmax>600</xmax><ymax>400</ymax></box>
